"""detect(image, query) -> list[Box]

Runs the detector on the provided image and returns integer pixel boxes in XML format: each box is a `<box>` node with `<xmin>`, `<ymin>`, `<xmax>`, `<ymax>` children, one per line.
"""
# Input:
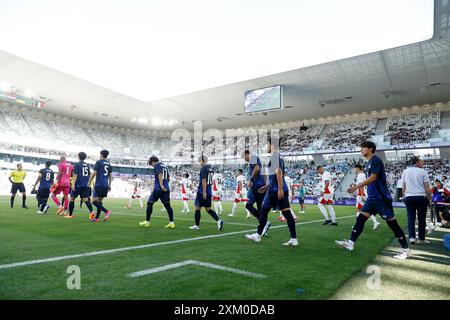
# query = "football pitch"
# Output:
<box><xmin>0</xmin><ymin>196</ymin><xmax>408</xmax><ymax>300</ymax></box>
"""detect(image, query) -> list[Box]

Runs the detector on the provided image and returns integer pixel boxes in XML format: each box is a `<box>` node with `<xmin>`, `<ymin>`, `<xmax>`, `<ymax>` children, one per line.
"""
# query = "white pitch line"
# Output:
<box><xmin>0</xmin><ymin>215</ymin><xmax>356</xmax><ymax>270</ymax></box>
<box><xmin>111</xmin><ymin>210</ymin><xmax>256</xmax><ymax>227</ymax></box>
<box><xmin>128</xmin><ymin>260</ymin><xmax>267</xmax><ymax>279</ymax></box>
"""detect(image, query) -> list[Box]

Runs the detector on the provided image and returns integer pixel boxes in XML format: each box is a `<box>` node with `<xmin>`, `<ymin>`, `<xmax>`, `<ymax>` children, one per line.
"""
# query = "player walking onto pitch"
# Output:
<box><xmin>229</xmin><ymin>169</ymin><xmax>251</xmax><ymax>218</ymax></box>
<box><xmin>180</xmin><ymin>173</ymin><xmax>191</xmax><ymax>214</ymax></box>
<box><xmin>336</xmin><ymin>141</ymin><xmax>411</xmax><ymax>259</ymax></box>
<box><xmin>127</xmin><ymin>174</ymin><xmax>144</xmax><ymax>209</ymax></box>
<box><xmin>242</xmin><ymin>150</ymin><xmax>266</xmax><ymax>220</ymax></box>
<box><xmin>189</xmin><ymin>155</ymin><xmax>224</xmax><ymax>231</ymax></box>
<box><xmin>212</xmin><ymin>171</ymin><xmax>224</xmax><ymax>215</ymax></box>
<box><xmin>89</xmin><ymin>150</ymin><xmax>113</xmax><ymax>223</ymax></box>
<box><xmin>317</xmin><ymin>165</ymin><xmax>337</xmax><ymax>226</ymax></box>
<box><xmin>51</xmin><ymin>155</ymin><xmax>73</xmax><ymax>216</ymax></box>
<box><xmin>277</xmin><ymin>174</ymin><xmax>298</xmax><ymax>222</ymax></box>
<box><xmin>352</xmin><ymin>164</ymin><xmax>380</xmax><ymax>230</ymax></box>
<box><xmin>32</xmin><ymin>160</ymin><xmax>54</xmax><ymax>214</ymax></box>
<box><xmin>67</xmin><ymin>152</ymin><xmax>95</xmax><ymax>219</ymax></box>
<box><xmin>9</xmin><ymin>163</ymin><xmax>28</xmax><ymax>209</ymax></box>
<box><xmin>245</xmin><ymin>137</ymin><xmax>297</xmax><ymax>246</ymax></box>
<box><xmin>139</xmin><ymin>156</ymin><xmax>175</xmax><ymax>229</ymax></box>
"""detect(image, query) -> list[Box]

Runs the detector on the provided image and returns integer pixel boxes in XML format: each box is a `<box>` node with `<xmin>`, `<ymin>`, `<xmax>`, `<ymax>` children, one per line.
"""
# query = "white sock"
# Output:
<box><xmin>317</xmin><ymin>203</ymin><xmax>329</xmax><ymax>220</ymax></box>
<box><xmin>139</xmin><ymin>198</ymin><xmax>143</xmax><ymax>207</ymax></box>
<box><xmin>291</xmin><ymin>210</ymin><xmax>296</xmax><ymax>219</ymax></box>
<box><xmin>370</xmin><ymin>215</ymin><xmax>378</xmax><ymax>224</ymax></box>
<box><xmin>214</xmin><ymin>202</ymin><xmax>219</xmax><ymax>213</ymax></box>
<box><xmin>232</xmin><ymin>202</ymin><xmax>238</xmax><ymax>215</ymax></box>
<box><xmin>327</xmin><ymin>206</ymin><xmax>336</xmax><ymax>222</ymax></box>
<box><xmin>128</xmin><ymin>198</ymin><xmax>132</xmax><ymax>207</ymax></box>
<box><xmin>246</xmin><ymin>209</ymin><xmax>251</xmax><ymax>216</ymax></box>
<box><xmin>218</xmin><ymin>202</ymin><xmax>223</xmax><ymax>212</ymax></box>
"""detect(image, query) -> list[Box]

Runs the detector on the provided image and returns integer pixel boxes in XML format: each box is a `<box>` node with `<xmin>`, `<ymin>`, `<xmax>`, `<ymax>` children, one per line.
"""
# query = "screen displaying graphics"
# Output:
<box><xmin>244</xmin><ymin>85</ymin><xmax>283</xmax><ymax>114</ymax></box>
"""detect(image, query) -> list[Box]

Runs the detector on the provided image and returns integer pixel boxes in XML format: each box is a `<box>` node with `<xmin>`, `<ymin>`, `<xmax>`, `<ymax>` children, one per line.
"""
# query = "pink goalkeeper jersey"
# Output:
<box><xmin>58</xmin><ymin>161</ymin><xmax>73</xmax><ymax>187</ymax></box>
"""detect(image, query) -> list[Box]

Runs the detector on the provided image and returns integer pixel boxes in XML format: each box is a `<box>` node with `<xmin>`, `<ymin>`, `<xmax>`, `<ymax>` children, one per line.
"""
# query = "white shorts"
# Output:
<box><xmin>131</xmin><ymin>190</ymin><xmax>141</xmax><ymax>198</ymax></box>
<box><xmin>356</xmin><ymin>195</ymin><xmax>366</xmax><ymax>210</ymax></box>
<box><xmin>319</xmin><ymin>193</ymin><xmax>334</xmax><ymax>205</ymax></box>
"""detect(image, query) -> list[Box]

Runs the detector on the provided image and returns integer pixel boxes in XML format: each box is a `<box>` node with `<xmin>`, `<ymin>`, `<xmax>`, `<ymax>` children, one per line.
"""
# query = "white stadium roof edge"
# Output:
<box><xmin>0</xmin><ymin>0</ymin><xmax>449</xmax><ymax>132</ymax></box>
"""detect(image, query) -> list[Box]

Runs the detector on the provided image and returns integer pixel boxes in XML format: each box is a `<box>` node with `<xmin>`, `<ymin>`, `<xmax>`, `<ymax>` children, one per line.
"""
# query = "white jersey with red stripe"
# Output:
<box><xmin>181</xmin><ymin>178</ymin><xmax>190</xmax><ymax>200</ymax></box>
<box><xmin>355</xmin><ymin>172</ymin><xmax>367</xmax><ymax>209</ymax></box>
<box><xmin>235</xmin><ymin>175</ymin><xmax>248</xmax><ymax>201</ymax></box>
<box><xmin>212</xmin><ymin>173</ymin><xmax>223</xmax><ymax>200</ymax></box>
<box><xmin>319</xmin><ymin>171</ymin><xmax>334</xmax><ymax>204</ymax></box>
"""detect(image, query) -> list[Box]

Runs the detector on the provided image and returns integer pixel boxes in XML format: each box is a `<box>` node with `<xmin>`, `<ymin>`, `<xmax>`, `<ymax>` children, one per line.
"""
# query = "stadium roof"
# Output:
<box><xmin>0</xmin><ymin>0</ymin><xmax>449</xmax><ymax>130</ymax></box>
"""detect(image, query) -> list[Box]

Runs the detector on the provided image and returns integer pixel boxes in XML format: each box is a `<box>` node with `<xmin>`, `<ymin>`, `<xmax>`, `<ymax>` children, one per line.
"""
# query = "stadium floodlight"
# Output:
<box><xmin>138</xmin><ymin>118</ymin><xmax>148</xmax><ymax>124</ymax></box>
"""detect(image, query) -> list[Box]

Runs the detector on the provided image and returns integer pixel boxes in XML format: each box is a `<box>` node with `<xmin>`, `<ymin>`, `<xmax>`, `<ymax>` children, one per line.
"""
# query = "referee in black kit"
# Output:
<box><xmin>401</xmin><ymin>156</ymin><xmax>432</xmax><ymax>245</ymax></box>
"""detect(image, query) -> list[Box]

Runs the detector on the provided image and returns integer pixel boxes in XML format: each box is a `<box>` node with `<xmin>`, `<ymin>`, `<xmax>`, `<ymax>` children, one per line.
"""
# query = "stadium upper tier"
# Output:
<box><xmin>0</xmin><ymin>105</ymin><xmax>449</xmax><ymax>162</ymax></box>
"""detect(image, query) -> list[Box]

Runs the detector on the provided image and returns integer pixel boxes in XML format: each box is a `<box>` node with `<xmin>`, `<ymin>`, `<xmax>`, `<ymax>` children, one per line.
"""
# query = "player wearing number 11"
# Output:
<box><xmin>139</xmin><ymin>156</ymin><xmax>176</xmax><ymax>229</ymax></box>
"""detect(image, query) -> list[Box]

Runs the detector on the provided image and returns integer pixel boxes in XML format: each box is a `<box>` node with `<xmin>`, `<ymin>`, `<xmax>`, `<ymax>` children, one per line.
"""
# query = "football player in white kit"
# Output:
<box><xmin>181</xmin><ymin>173</ymin><xmax>191</xmax><ymax>214</ymax></box>
<box><xmin>212</xmin><ymin>171</ymin><xmax>224</xmax><ymax>215</ymax></box>
<box><xmin>353</xmin><ymin>164</ymin><xmax>380</xmax><ymax>230</ymax></box>
<box><xmin>317</xmin><ymin>166</ymin><xmax>338</xmax><ymax>226</ymax></box>
<box><xmin>278</xmin><ymin>174</ymin><xmax>298</xmax><ymax>222</ymax></box>
<box><xmin>229</xmin><ymin>169</ymin><xmax>251</xmax><ymax>218</ymax></box>
<box><xmin>127</xmin><ymin>174</ymin><xmax>144</xmax><ymax>209</ymax></box>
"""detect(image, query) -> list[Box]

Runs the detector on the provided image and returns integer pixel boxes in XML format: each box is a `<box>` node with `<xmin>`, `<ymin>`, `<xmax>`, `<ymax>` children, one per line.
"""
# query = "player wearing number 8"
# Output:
<box><xmin>139</xmin><ymin>156</ymin><xmax>175</xmax><ymax>229</ymax></box>
<box><xmin>89</xmin><ymin>150</ymin><xmax>113</xmax><ymax>222</ymax></box>
<box><xmin>32</xmin><ymin>160</ymin><xmax>54</xmax><ymax>214</ymax></box>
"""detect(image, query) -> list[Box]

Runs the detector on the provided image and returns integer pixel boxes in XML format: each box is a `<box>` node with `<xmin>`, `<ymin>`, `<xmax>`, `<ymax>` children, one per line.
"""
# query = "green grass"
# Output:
<box><xmin>0</xmin><ymin>196</ymin><xmax>408</xmax><ymax>300</ymax></box>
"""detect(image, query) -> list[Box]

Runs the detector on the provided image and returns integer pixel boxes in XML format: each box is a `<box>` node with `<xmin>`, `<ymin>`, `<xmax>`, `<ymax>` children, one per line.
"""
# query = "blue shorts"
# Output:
<box><xmin>148</xmin><ymin>190</ymin><xmax>170</xmax><ymax>204</ymax></box>
<box><xmin>195</xmin><ymin>192</ymin><xmax>212</xmax><ymax>208</ymax></box>
<box><xmin>361</xmin><ymin>199</ymin><xmax>395</xmax><ymax>220</ymax></box>
<box><xmin>262</xmin><ymin>191</ymin><xmax>290</xmax><ymax>210</ymax></box>
<box><xmin>37</xmin><ymin>187</ymin><xmax>50</xmax><ymax>199</ymax></box>
<box><xmin>70</xmin><ymin>186</ymin><xmax>91</xmax><ymax>199</ymax></box>
<box><xmin>94</xmin><ymin>186</ymin><xmax>109</xmax><ymax>198</ymax></box>
<box><xmin>247</xmin><ymin>188</ymin><xmax>265</xmax><ymax>206</ymax></box>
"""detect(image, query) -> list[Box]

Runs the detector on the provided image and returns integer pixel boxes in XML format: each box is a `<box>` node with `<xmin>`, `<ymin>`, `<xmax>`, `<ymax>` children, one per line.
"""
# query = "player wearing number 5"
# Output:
<box><xmin>89</xmin><ymin>150</ymin><xmax>113</xmax><ymax>223</ymax></box>
<box><xmin>66</xmin><ymin>152</ymin><xmax>95</xmax><ymax>219</ymax></box>
<box><xmin>139</xmin><ymin>156</ymin><xmax>176</xmax><ymax>229</ymax></box>
<box><xmin>189</xmin><ymin>155</ymin><xmax>224</xmax><ymax>231</ymax></box>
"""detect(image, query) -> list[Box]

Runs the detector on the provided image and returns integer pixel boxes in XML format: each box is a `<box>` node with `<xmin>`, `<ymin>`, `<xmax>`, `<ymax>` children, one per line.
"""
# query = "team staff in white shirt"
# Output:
<box><xmin>401</xmin><ymin>156</ymin><xmax>432</xmax><ymax>245</ymax></box>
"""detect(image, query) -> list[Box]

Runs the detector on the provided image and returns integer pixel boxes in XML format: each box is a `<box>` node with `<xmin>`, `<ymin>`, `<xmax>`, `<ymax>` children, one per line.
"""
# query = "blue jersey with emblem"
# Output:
<box><xmin>94</xmin><ymin>159</ymin><xmax>112</xmax><ymax>187</ymax></box>
<box><xmin>267</xmin><ymin>153</ymin><xmax>288</xmax><ymax>193</ymax></box>
<box><xmin>365</xmin><ymin>155</ymin><xmax>392</xmax><ymax>201</ymax></box>
<box><xmin>74</xmin><ymin>161</ymin><xmax>90</xmax><ymax>188</ymax></box>
<box><xmin>198</xmin><ymin>165</ymin><xmax>214</xmax><ymax>195</ymax></box>
<box><xmin>249</xmin><ymin>154</ymin><xmax>265</xmax><ymax>189</ymax></box>
<box><xmin>153</xmin><ymin>162</ymin><xmax>170</xmax><ymax>191</ymax></box>
<box><xmin>39</xmin><ymin>168</ymin><xmax>54</xmax><ymax>189</ymax></box>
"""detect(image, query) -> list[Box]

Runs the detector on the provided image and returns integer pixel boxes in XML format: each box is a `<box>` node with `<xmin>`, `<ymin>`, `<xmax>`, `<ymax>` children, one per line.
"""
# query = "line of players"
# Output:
<box><xmin>30</xmin><ymin>150</ymin><xmax>113</xmax><ymax>222</ymax></box>
<box><xmin>26</xmin><ymin>139</ymin><xmax>411</xmax><ymax>257</ymax></box>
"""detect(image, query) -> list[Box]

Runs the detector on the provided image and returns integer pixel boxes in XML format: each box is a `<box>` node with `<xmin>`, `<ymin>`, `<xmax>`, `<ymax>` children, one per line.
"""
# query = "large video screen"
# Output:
<box><xmin>244</xmin><ymin>85</ymin><xmax>283</xmax><ymax>114</ymax></box>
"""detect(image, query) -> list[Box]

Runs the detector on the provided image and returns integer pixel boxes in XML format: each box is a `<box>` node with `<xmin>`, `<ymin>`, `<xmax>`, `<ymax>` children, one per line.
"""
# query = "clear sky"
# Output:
<box><xmin>0</xmin><ymin>0</ymin><xmax>435</xmax><ymax>102</ymax></box>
